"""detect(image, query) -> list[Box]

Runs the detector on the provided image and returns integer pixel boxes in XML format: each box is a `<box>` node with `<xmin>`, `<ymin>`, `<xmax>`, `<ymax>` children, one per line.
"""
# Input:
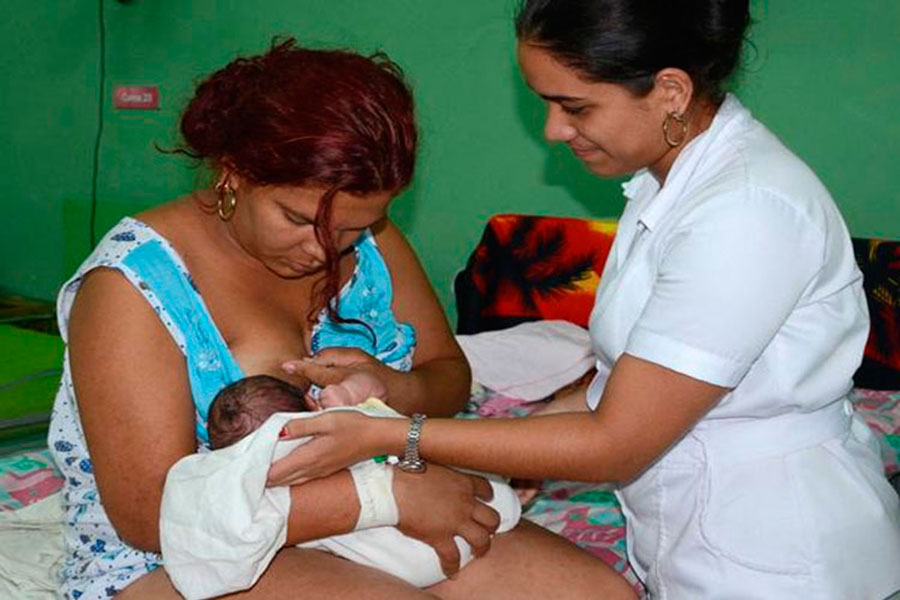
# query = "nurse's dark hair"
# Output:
<box><xmin>515</xmin><ymin>0</ymin><xmax>751</xmax><ymax>102</ymax></box>
<box><xmin>175</xmin><ymin>37</ymin><xmax>417</xmax><ymax>327</ymax></box>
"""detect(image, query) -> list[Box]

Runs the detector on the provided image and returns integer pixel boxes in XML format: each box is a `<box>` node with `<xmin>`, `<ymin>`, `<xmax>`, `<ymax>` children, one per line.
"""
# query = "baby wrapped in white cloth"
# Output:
<box><xmin>160</xmin><ymin>375</ymin><xmax>520</xmax><ymax>600</ymax></box>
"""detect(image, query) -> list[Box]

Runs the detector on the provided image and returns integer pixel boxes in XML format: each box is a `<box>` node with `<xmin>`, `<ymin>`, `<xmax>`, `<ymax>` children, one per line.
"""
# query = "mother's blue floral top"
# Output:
<box><xmin>48</xmin><ymin>217</ymin><xmax>415</xmax><ymax>599</ymax></box>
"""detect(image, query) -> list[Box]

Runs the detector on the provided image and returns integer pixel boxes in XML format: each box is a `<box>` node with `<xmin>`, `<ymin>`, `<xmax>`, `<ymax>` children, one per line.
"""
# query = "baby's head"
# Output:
<box><xmin>208</xmin><ymin>375</ymin><xmax>309</xmax><ymax>449</ymax></box>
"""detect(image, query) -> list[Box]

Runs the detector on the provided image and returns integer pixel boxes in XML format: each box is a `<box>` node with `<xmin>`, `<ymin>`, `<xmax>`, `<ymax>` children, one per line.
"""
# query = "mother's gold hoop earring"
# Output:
<box><xmin>663</xmin><ymin>112</ymin><xmax>688</xmax><ymax>148</ymax></box>
<box><xmin>216</xmin><ymin>183</ymin><xmax>237</xmax><ymax>221</ymax></box>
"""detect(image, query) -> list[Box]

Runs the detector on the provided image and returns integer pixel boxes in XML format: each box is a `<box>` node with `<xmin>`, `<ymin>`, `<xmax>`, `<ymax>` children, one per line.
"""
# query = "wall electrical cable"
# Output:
<box><xmin>89</xmin><ymin>0</ymin><xmax>107</xmax><ymax>249</ymax></box>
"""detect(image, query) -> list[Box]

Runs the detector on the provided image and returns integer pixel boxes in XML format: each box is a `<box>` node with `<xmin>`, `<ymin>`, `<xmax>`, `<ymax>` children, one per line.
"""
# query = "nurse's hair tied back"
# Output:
<box><xmin>515</xmin><ymin>0</ymin><xmax>751</xmax><ymax>102</ymax></box>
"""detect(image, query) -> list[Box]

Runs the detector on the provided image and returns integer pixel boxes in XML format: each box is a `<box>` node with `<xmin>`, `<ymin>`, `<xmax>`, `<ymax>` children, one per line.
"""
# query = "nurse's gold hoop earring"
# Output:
<box><xmin>215</xmin><ymin>182</ymin><xmax>237</xmax><ymax>221</ymax></box>
<box><xmin>663</xmin><ymin>112</ymin><xmax>688</xmax><ymax>147</ymax></box>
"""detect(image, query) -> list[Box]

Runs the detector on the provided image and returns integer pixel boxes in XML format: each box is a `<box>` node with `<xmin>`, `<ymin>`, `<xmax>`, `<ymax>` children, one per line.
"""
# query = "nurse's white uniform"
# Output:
<box><xmin>586</xmin><ymin>95</ymin><xmax>900</xmax><ymax>599</ymax></box>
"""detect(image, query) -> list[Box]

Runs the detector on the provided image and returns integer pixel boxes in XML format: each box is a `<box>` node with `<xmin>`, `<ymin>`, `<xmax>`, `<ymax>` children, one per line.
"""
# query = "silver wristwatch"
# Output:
<box><xmin>396</xmin><ymin>413</ymin><xmax>427</xmax><ymax>473</ymax></box>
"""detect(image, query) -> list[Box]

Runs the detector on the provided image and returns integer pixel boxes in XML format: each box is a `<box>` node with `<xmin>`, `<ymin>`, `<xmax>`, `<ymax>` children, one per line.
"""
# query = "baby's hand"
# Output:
<box><xmin>318</xmin><ymin>372</ymin><xmax>389</xmax><ymax>409</ymax></box>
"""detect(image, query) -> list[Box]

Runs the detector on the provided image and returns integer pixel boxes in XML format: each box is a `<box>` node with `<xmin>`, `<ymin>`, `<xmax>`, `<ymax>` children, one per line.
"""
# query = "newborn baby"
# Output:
<box><xmin>162</xmin><ymin>372</ymin><xmax>521</xmax><ymax>599</ymax></box>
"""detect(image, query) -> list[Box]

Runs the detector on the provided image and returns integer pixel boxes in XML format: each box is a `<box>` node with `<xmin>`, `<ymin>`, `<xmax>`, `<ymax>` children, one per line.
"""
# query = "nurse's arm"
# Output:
<box><xmin>415</xmin><ymin>353</ymin><xmax>729</xmax><ymax>482</ymax></box>
<box><xmin>531</xmin><ymin>383</ymin><xmax>591</xmax><ymax>416</ymax></box>
<box><xmin>413</xmin><ymin>354</ymin><xmax>728</xmax><ymax>482</ymax></box>
<box><xmin>275</xmin><ymin>353</ymin><xmax>729</xmax><ymax>485</ymax></box>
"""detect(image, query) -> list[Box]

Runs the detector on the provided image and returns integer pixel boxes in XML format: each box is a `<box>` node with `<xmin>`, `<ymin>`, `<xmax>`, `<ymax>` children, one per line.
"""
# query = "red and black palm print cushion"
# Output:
<box><xmin>455</xmin><ymin>215</ymin><xmax>617</xmax><ymax>334</ymax></box>
<box><xmin>852</xmin><ymin>238</ymin><xmax>900</xmax><ymax>389</ymax></box>
<box><xmin>456</xmin><ymin>217</ymin><xmax>900</xmax><ymax>390</ymax></box>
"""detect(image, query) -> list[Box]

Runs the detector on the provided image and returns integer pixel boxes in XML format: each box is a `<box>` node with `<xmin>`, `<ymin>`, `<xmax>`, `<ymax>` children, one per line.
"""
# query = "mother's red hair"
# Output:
<box><xmin>178</xmin><ymin>37</ymin><xmax>418</xmax><ymax>324</ymax></box>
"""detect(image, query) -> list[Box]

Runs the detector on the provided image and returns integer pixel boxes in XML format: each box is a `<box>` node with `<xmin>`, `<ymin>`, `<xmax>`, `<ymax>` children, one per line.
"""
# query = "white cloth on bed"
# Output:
<box><xmin>587</xmin><ymin>94</ymin><xmax>900</xmax><ymax>599</ymax></box>
<box><xmin>0</xmin><ymin>493</ymin><xmax>65</xmax><ymax>599</ymax></box>
<box><xmin>456</xmin><ymin>320</ymin><xmax>594</xmax><ymax>401</ymax></box>
<box><xmin>160</xmin><ymin>402</ymin><xmax>520</xmax><ymax>600</ymax></box>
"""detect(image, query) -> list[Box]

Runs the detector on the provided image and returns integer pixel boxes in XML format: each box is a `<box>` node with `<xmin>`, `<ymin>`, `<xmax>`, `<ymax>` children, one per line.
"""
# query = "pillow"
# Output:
<box><xmin>456</xmin><ymin>320</ymin><xmax>594</xmax><ymax>401</ymax></box>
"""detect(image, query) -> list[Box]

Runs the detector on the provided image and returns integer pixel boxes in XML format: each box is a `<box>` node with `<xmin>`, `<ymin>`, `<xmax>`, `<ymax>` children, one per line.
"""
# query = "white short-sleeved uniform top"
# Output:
<box><xmin>586</xmin><ymin>95</ymin><xmax>900</xmax><ymax>599</ymax></box>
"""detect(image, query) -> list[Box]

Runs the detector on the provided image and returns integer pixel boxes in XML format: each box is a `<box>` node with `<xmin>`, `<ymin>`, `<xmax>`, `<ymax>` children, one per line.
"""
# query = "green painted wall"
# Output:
<box><xmin>2</xmin><ymin>1</ymin><xmax>898</xmax><ymax>324</ymax></box>
<box><xmin>1</xmin><ymin>2</ymin><xmax>99</xmax><ymax>300</ymax></box>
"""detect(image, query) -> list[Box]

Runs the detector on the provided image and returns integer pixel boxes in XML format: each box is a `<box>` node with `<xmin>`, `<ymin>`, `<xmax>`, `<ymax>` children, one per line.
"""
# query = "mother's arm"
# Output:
<box><xmin>287</xmin><ymin>219</ymin><xmax>471</xmax><ymax>417</ymax></box>
<box><xmin>67</xmin><ymin>269</ymin><xmax>381</xmax><ymax>551</ymax></box>
<box><xmin>68</xmin><ymin>268</ymin><xmax>195</xmax><ymax>550</ymax></box>
<box><xmin>375</xmin><ymin>218</ymin><xmax>471</xmax><ymax>416</ymax></box>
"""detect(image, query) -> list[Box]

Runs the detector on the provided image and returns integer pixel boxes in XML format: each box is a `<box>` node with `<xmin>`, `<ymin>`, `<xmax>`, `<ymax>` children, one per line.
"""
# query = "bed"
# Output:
<box><xmin>1</xmin><ymin>215</ymin><xmax>899</xmax><ymax>598</ymax></box>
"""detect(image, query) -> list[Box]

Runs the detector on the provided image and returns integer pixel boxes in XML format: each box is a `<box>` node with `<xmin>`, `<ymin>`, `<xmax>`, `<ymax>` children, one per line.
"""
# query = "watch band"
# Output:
<box><xmin>396</xmin><ymin>413</ymin><xmax>427</xmax><ymax>473</ymax></box>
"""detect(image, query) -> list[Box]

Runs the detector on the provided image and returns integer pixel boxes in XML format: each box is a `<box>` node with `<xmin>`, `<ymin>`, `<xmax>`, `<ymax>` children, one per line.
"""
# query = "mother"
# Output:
<box><xmin>276</xmin><ymin>2</ymin><xmax>900</xmax><ymax>598</ymax></box>
<box><xmin>49</xmin><ymin>39</ymin><xmax>632</xmax><ymax>599</ymax></box>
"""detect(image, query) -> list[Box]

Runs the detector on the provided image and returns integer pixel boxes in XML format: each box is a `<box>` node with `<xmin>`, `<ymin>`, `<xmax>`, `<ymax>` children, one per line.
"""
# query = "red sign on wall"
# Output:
<box><xmin>113</xmin><ymin>85</ymin><xmax>160</xmax><ymax>110</ymax></box>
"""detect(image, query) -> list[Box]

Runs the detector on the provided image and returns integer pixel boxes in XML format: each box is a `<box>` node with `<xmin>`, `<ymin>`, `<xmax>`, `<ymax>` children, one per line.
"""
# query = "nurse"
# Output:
<box><xmin>274</xmin><ymin>1</ymin><xmax>900</xmax><ymax>597</ymax></box>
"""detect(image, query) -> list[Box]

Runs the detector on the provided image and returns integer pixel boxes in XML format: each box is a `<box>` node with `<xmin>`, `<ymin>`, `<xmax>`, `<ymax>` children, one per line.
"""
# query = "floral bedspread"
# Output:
<box><xmin>2</xmin><ymin>387</ymin><xmax>898</xmax><ymax>598</ymax></box>
<box><xmin>0</xmin><ymin>449</ymin><xmax>63</xmax><ymax>512</ymax></box>
<box><xmin>462</xmin><ymin>385</ymin><xmax>900</xmax><ymax>598</ymax></box>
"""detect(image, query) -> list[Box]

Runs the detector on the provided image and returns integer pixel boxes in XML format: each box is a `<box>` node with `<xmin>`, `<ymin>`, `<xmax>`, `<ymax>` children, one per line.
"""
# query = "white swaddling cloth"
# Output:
<box><xmin>160</xmin><ymin>401</ymin><xmax>521</xmax><ymax>600</ymax></box>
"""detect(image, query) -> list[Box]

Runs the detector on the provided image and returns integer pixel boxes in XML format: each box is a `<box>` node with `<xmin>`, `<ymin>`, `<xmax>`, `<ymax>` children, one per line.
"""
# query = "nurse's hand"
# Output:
<box><xmin>393</xmin><ymin>465</ymin><xmax>500</xmax><ymax>577</ymax></box>
<box><xmin>267</xmin><ymin>411</ymin><xmax>404</xmax><ymax>486</ymax></box>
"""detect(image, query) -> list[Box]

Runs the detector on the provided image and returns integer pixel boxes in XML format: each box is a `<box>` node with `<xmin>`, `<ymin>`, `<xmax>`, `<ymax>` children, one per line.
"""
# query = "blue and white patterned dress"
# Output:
<box><xmin>48</xmin><ymin>217</ymin><xmax>416</xmax><ymax>599</ymax></box>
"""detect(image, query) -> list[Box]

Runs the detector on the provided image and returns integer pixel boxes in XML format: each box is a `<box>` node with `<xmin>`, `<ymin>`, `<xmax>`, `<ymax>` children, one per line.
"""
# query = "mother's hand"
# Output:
<box><xmin>283</xmin><ymin>347</ymin><xmax>398</xmax><ymax>391</ymax></box>
<box><xmin>393</xmin><ymin>465</ymin><xmax>500</xmax><ymax>577</ymax></box>
<box><xmin>267</xmin><ymin>411</ymin><xmax>401</xmax><ymax>486</ymax></box>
